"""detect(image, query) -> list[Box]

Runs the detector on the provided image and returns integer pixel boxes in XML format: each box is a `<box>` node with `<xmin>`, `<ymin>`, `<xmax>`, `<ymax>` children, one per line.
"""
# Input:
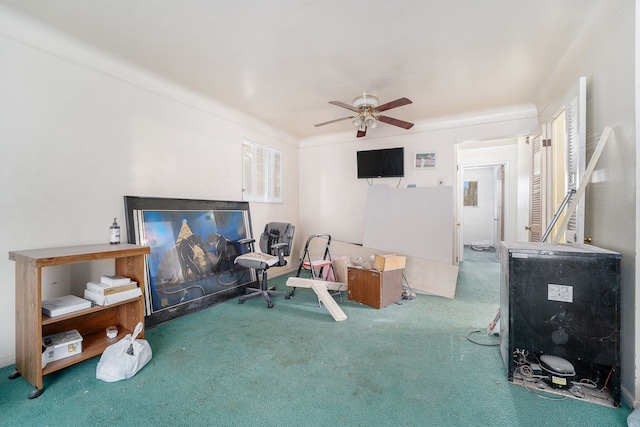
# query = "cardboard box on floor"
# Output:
<box><xmin>309</xmin><ymin>239</ymin><xmax>459</xmax><ymax>299</ymax></box>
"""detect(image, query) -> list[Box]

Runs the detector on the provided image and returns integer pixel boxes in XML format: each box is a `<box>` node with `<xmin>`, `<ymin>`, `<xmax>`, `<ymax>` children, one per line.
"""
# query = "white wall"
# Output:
<box><xmin>0</xmin><ymin>8</ymin><xmax>299</xmax><ymax>367</ymax></box>
<box><xmin>462</xmin><ymin>168</ymin><xmax>496</xmax><ymax>246</ymax></box>
<box><xmin>298</xmin><ymin>109</ymin><xmax>537</xmax><ymax>246</ymax></box>
<box><xmin>536</xmin><ymin>0</ymin><xmax>637</xmax><ymax>407</ymax></box>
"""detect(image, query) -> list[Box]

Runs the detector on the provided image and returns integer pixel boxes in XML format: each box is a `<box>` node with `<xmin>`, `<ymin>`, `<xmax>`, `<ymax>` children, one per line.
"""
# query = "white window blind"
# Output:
<box><xmin>242</xmin><ymin>139</ymin><xmax>282</xmax><ymax>203</ymax></box>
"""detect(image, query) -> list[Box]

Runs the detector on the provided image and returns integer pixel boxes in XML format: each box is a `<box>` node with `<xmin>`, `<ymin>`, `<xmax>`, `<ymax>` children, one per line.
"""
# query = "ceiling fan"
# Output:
<box><xmin>314</xmin><ymin>94</ymin><xmax>414</xmax><ymax>138</ymax></box>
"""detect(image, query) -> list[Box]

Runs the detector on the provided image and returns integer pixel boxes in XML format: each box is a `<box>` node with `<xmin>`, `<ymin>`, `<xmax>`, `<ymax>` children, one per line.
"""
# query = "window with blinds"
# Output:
<box><xmin>242</xmin><ymin>139</ymin><xmax>282</xmax><ymax>203</ymax></box>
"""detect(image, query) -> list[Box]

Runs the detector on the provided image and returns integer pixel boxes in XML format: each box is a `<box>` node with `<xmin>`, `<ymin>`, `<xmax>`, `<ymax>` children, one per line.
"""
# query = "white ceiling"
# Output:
<box><xmin>0</xmin><ymin>0</ymin><xmax>625</xmax><ymax>139</ymax></box>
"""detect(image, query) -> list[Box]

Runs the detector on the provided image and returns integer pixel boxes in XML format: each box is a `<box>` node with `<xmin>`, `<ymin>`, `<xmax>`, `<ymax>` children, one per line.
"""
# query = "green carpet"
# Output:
<box><xmin>0</xmin><ymin>248</ymin><xmax>631</xmax><ymax>426</ymax></box>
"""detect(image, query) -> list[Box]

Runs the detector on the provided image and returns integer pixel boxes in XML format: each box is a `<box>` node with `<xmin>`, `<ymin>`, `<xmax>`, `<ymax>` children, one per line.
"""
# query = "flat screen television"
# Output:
<box><xmin>356</xmin><ymin>147</ymin><xmax>404</xmax><ymax>179</ymax></box>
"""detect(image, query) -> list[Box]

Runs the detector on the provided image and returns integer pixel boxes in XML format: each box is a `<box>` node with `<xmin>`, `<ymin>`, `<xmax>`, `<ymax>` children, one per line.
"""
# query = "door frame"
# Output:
<box><xmin>456</xmin><ymin>161</ymin><xmax>509</xmax><ymax>262</ymax></box>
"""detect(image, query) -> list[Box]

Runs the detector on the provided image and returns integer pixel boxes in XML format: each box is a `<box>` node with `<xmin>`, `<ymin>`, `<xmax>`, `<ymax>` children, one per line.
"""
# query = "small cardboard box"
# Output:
<box><xmin>42</xmin><ymin>329</ymin><xmax>83</xmax><ymax>366</ymax></box>
<box><xmin>373</xmin><ymin>254</ymin><xmax>406</xmax><ymax>271</ymax></box>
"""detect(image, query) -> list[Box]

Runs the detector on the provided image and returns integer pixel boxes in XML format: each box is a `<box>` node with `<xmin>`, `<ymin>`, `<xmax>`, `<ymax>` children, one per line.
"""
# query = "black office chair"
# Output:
<box><xmin>234</xmin><ymin>222</ymin><xmax>295</xmax><ymax>308</ymax></box>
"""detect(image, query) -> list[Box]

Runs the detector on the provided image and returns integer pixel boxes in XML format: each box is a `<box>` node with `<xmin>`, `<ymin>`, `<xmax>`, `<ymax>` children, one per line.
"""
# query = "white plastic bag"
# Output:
<box><xmin>629</xmin><ymin>407</ymin><xmax>640</xmax><ymax>427</ymax></box>
<box><xmin>96</xmin><ymin>322</ymin><xmax>152</xmax><ymax>382</ymax></box>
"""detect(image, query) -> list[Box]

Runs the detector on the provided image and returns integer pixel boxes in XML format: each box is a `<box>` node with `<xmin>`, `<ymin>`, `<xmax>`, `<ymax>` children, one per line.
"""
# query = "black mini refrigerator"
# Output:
<box><xmin>499</xmin><ymin>242</ymin><xmax>621</xmax><ymax>406</ymax></box>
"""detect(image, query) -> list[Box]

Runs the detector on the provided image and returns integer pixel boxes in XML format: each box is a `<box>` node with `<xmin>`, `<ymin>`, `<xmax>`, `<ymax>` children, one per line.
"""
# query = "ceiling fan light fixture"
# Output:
<box><xmin>317</xmin><ymin>94</ymin><xmax>414</xmax><ymax>137</ymax></box>
<box><xmin>364</xmin><ymin>116</ymin><xmax>377</xmax><ymax>128</ymax></box>
<box><xmin>352</xmin><ymin>94</ymin><xmax>379</xmax><ymax>109</ymax></box>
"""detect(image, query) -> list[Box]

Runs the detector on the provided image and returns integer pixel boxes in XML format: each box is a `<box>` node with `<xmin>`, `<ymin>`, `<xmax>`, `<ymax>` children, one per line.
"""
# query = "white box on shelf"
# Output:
<box><xmin>42</xmin><ymin>329</ymin><xmax>83</xmax><ymax>365</ymax></box>
<box><xmin>100</xmin><ymin>275</ymin><xmax>132</xmax><ymax>286</ymax></box>
<box><xmin>42</xmin><ymin>295</ymin><xmax>91</xmax><ymax>317</ymax></box>
<box><xmin>84</xmin><ymin>287</ymin><xmax>142</xmax><ymax>306</ymax></box>
<box><xmin>86</xmin><ymin>280</ymin><xmax>138</xmax><ymax>295</ymax></box>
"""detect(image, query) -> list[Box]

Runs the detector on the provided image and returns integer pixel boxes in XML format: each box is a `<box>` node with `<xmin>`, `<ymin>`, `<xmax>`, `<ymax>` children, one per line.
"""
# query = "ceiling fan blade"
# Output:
<box><xmin>314</xmin><ymin>116</ymin><xmax>355</xmax><ymax>127</ymax></box>
<box><xmin>329</xmin><ymin>100</ymin><xmax>359</xmax><ymax>112</ymax></box>
<box><xmin>377</xmin><ymin>115</ymin><xmax>415</xmax><ymax>129</ymax></box>
<box><xmin>357</xmin><ymin>127</ymin><xmax>367</xmax><ymax>138</ymax></box>
<box><xmin>375</xmin><ymin>97</ymin><xmax>412</xmax><ymax>113</ymax></box>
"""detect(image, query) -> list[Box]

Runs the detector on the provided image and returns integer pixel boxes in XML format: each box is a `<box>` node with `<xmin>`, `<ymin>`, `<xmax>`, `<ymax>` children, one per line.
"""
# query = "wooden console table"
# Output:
<box><xmin>9</xmin><ymin>243</ymin><xmax>149</xmax><ymax>398</ymax></box>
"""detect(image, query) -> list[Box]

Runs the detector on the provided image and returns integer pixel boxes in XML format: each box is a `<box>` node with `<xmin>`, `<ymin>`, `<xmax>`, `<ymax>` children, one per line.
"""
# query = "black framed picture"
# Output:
<box><xmin>124</xmin><ymin>196</ymin><xmax>255</xmax><ymax>327</ymax></box>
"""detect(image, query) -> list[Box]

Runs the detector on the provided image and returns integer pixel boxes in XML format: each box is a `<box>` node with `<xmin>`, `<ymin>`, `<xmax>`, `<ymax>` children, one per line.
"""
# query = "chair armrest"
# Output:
<box><xmin>271</xmin><ymin>242</ymin><xmax>288</xmax><ymax>265</ymax></box>
<box><xmin>237</xmin><ymin>238</ymin><xmax>256</xmax><ymax>252</ymax></box>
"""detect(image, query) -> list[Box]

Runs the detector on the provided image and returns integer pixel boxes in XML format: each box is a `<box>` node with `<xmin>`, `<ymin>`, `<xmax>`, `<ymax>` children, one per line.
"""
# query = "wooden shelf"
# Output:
<box><xmin>42</xmin><ymin>324</ymin><xmax>133</xmax><ymax>375</ymax></box>
<box><xmin>9</xmin><ymin>243</ymin><xmax>150</xmax><ymax>398</ymax></box>
<box><xmin>41</xmin><ymin>296</ymin><xmax>142</xmax><ymax>326</ymax></box>
<box><xmin>9</xmin><ymin>243</ymin><xmax>149</xmax><ymax>268</ymax></box>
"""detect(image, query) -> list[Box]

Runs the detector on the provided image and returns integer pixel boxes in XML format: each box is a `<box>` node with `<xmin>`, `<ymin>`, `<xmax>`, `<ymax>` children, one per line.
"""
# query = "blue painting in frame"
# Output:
<box><xmin>124</xmin><ymin>196</ymin><xmax>255</xmax><ymax>327</ymax></box>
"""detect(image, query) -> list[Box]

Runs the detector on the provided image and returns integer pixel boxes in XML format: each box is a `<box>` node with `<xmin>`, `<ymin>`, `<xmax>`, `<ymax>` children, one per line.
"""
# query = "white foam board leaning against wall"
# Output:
<box><xmin>363</xmin><ymin>185</ymin><xmax>454</xmax><ymax>265</ymax></box>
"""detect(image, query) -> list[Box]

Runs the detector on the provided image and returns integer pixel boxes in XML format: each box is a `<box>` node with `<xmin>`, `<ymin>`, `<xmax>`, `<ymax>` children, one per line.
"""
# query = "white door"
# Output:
<box><xmin>530</xmin><ymin>77</ymin><xmax>586</xmax><ymax>243</ymax></box>
<box><xmin>560</xmin><ymin>77</ymin><xmax>587</xmax><ymax>244</ymax></box>
<box><xmin>527</xmin><ymin>128</ymin><xmax>546</xmax><ymax>242</ymax></box>
<box><xmin>454</xmin><ymin>149</ymin><xmax>463</xmax><ymax>263</ymax></box>
<box><xmin>494</xmin><ymin>165</ymin><xmax>505</xmax><ymax>246</ymax></box>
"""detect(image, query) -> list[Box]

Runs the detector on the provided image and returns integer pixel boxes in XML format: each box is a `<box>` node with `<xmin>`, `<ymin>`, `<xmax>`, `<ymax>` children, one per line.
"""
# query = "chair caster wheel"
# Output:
<box><xmin>268</xmin><ymin>302</ymin><xmax>274</xmax><ymax>309</ymax></box>
<box><xmin>238</xmin><ymin>299</ymin><xmax>245</xmax><ymax>304</ymax></box>
<box><xmin>285</xmin><ymin>295</ymin><xmax>291</xmax><ymax>299</ymax></box>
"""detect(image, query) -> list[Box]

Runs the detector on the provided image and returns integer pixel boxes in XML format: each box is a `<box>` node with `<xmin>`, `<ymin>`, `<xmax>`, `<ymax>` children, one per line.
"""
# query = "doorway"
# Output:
<box><xmin>460</xmin><ymin>164</ymin><xmax>506</xmax><ymax>254</ymax></box>
<box><xmin>455</xmin><ymin>137</ymin><xmax>518</xmax><ymax>263</ymax></box>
